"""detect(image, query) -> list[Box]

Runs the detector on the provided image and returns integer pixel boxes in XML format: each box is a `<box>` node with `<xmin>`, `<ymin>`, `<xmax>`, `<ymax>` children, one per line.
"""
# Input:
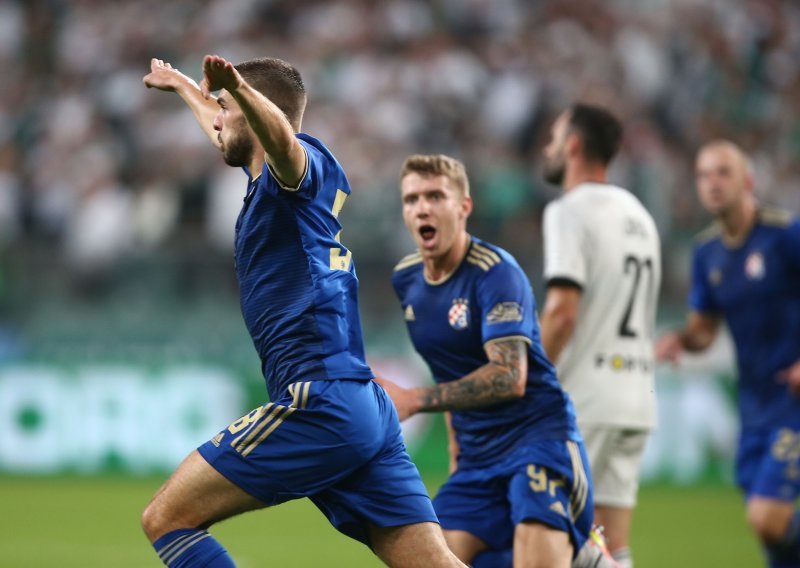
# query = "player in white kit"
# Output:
<box><xmin>538</xmin><ymin>104</ymin><xmax>661</xmax><ymax>568</ymax></box>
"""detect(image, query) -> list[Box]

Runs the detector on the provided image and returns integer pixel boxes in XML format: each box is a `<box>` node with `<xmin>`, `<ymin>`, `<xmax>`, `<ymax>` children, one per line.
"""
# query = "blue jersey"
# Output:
<box><xmin>392</xmin><ymin>237</ymin><xmax>581</xmax><ymax>465</ymax></box>
<box><xmin>690</xmin><ymin>207</ymin><xmax>800</xmax><ymax>432</ymax></box>
<box><xmin>236</xmin><ymin>133</ymin><xmax>373</xmax><ymax>400</ymax></box>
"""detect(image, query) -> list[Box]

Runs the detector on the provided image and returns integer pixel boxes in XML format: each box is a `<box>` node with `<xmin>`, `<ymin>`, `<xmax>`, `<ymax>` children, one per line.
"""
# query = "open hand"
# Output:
<box><xmin>201</xmin><ymin>54</ymin><xmax>243</xmax><ymax>99</ymax></box>
<box><xmin>143</xmin><ymin>58</ymin><xmax>195</xmax><ymax>92</ymax></box>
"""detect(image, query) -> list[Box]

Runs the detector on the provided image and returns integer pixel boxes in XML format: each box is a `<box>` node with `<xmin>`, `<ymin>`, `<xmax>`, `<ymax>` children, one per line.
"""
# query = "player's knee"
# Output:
<box><xmin>746</xmin><ymin>505</ymin><xmax>788</xmax><ymax>543</ymax></box>
<box><xmin>141</xmin><ymin>502</ymin><xmax>161</xmax><ymax>542</ymax></box>
<box><xmin>370</xmin><ymin>522</ymin><xmax>464</xmax><ymax>567</ymax></box>
<box><xmin>141</xmin><ymin>500</ymin><xmax>174</xmax><ymax>543</ymax></box>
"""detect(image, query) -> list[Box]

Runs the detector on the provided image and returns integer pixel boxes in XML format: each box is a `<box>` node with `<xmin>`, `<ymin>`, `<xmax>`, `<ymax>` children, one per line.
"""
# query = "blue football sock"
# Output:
<box><xmin>153</xmin><ymin>528</ymin><xmax>236</xmax><ymax>567</ymax></box>
<box><xmin>472</xmin><ymin>548</ymin><xmax>513</xmax><ymax>568</ymax></box>
<box><xmin>766</xmin><ymin>509</ymin><xmax>800</xmax><ymax>568</ymax></box>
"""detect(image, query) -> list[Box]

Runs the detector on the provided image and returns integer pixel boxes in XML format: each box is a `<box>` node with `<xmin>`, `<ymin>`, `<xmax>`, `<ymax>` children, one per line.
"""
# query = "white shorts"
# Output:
<box><xmin>581</xmin><ymin>425</ymin><xmax>650</xmax><ymax>509</ymax></box>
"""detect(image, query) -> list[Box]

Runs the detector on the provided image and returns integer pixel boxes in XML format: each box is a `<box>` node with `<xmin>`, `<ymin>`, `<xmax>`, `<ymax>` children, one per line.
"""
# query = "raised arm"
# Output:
<box><xmin>375</xmin><ymin>338</ymin><xmax>528</xmax><ymax>421</ymax></box>
<box><xmin>655</xmin><ymin>311</ymin><xmax>722</xmax><ymax>364</ymax></box>
<box><xmin>143</xmin><ymin>58</ymin><xmax>221</xmax><ymax>150</ymax></box>
<box><xmin>201</xmin><ymin>54</ymin><xmax>306</xmax><ymax>187</ymax></box>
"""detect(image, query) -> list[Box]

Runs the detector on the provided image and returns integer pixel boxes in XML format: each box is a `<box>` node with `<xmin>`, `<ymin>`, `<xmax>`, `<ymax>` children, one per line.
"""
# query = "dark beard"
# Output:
<box><xmin>542</xmin><ymin>159</ymin><xmax>565</xmax><ymax>186</ymax></box>
<box><xmin>222</xmin><ymin>134</ymin><xmax>254</xmax><ymax>168</ymax></box>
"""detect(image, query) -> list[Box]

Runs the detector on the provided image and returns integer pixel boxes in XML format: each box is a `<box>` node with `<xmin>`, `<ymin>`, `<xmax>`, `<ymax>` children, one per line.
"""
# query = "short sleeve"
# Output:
<box><xmin>477</xmin><ymin>260</ymin><xmax>535</xmax><ymax>347</ymax></box>
<box><xmin>265</xmin><ymin>138</ymin><xmax>324</xmax><ymax>201</ymax></box>
<box><xmin>688</xmin><ymin>246</ymin><xmax>719</xmax><ymax>313</ymax></box>
<box><xmin>542</xmin><ymin>199</ymin><xmax>587</xmax><ymax>287</ymax></box>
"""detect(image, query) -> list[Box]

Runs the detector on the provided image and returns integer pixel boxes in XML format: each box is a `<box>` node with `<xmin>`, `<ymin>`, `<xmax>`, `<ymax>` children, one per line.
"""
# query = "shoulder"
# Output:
<box><xmin>544</xmin><ymin>194</ymin><xmax>571</xmax><ymax>216</ymax></box>
<box><xmin>468</xmin><ymin>239</ymin><xmax>527</xmax><ymax>283</ymax></box>
<box><xmin>296</xmin><ymin>132</ymin><xmax>326</xmax><ymax>152</ymax></box>
<box><xmin>542</xmin><ymin>197</ymin><xmax>569</xmax><ymax>232</ymax></box>
<box><xmin>465</xmin><ymin>239</ymin><xmax>504</xmax><ymax>273</ymax></box>
<box><xmin>693</xmin><ymin>222</ymin><xmax>723</xmax><ymax>247</ymax></box>
<box><xmin>758</xmin><ymin>206</ymin><xmax>794</xmax><ymax>229</ymax></box>
<box><xmin>759</xmin><ymin>207</ymin><xmax>800</xmax><ymax>252</ymax></box>
<box><xmin>393</xmin><ymin>251</ymin><xmax>424</xmax><ymax>273</ymax></box>
<box><xmin>297</xmin><ymin>133</ymin><xmax>337</xmax><ymax>165</ymax></box>
<box><xmin>612</xmin><ymin>185</ymin><xmax>653</xmax><ymax>215</ymax></box>
<box><xmin>587</xmin><ymin>183</ymin><xmax>653</xmax><ymax>223</ymax></box>
<box><xmin>391</xmin><ymin>251</ymin><xmax>423</xmax><ymax>294</ymax></box>
<box><xmin>543</xmin><ymin>190</ymin><xmax>595</xmax><ymax>227</ymax></box>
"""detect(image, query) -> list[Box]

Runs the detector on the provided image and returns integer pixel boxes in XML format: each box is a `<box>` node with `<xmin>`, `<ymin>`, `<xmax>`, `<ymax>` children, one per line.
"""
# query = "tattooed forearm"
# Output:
<box><xmin>417</xmin><ymin>339</ymin><xmax>527</xmax><ymax>412</ymax></box>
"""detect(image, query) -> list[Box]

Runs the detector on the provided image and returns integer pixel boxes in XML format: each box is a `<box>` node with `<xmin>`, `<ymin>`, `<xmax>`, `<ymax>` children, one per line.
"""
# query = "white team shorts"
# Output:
<box><xmin>580</xmin><ymin>426</ymin><xmax>650</xmax><ymax>508</ymax></box>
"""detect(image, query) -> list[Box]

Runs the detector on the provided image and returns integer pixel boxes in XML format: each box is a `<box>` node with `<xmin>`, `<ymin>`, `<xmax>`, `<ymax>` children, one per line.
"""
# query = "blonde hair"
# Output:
<box><xmin>400</xmin><ymin>154</ymin><xmax>470</xmax><ymax>198</ymax></box>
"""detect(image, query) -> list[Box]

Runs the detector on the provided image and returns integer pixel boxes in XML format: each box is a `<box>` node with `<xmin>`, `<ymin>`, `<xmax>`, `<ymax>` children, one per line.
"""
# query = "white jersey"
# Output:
<box><xmin>543</xmin><ymin>182</ymin><xmax>661</xmax><ymax>428</ymax></box>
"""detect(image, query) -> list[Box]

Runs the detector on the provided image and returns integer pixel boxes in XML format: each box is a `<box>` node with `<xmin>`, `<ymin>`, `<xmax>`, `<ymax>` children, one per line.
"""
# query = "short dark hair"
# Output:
<box><xmin>235</xmin><ymin>57</ymin><xmax>306</xmax><ymax>131</ymax></box>
<box><xmin>567</xmin><ymin>103</ymin><xmax>622</xmax><ymax>165</ymax></box>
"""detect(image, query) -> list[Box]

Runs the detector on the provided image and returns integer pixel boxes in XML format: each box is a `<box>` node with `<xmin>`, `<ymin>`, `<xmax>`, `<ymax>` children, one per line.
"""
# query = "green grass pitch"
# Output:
<box><xmin>0</xmin><ymin>476</ymin><xmax>763</xmax><ymax>567</ymax></box>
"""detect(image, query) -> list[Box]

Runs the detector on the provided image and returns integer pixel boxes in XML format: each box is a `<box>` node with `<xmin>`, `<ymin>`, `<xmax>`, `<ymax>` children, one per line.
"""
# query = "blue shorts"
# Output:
<box><xmin>736</xmin><ymin>426</ymin><xmax>800</xmax><ymax>502</ymax></box>
<box><xmin>433</xmin><ymin>439</ymin><xmax>593</xmax><ymax>554</ymax></box>
<box><xmin>198</xmin><ymin>379</ymin><xmax>437</xmax><ymax>545</ymax></box>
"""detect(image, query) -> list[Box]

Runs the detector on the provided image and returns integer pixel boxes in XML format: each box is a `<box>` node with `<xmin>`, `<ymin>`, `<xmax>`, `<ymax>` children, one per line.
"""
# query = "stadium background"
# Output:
<box><xmin>0</xmin><ymin>0</ymin><xmax>795</xmax><ymax>565</ymax></box>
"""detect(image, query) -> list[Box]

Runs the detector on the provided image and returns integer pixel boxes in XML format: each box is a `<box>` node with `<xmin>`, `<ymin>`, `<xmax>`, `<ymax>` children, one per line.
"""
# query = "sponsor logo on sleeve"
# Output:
<box><xmin>486</xmin><ymin>302</ymin><xmax>523</xmax><ymax>324</ymax></box>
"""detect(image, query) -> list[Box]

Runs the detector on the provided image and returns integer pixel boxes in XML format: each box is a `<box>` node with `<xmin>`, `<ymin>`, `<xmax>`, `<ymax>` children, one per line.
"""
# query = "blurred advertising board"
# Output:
<box><xmin>0</xmin><ymin>355</ymin><xmax>738</xmax><ymax>484</ymax></box>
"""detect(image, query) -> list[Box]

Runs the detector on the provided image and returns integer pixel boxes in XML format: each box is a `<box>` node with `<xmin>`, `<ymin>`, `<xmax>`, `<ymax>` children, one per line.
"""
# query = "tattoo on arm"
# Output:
<box><xmin>418</xmin><ymin>339</ymin><xmax>527</xmax><ymax>412</ymax></box>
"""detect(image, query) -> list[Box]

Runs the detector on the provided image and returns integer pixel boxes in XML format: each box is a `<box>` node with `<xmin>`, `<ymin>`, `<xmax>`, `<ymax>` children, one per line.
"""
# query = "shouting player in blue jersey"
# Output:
<box><xmin>656</xmin><ymin>140</ymin><xmax>800</xmax><ymax>568</ymax></box>
<box><xmin>140</xmin><ymin>57</ymin><xmax>467</xmax><ymax>568</ymax></box>
<box><xmin>377</xmin><ymin>154</ymin><xmax>616</xmax><ymax>568</ymax></box>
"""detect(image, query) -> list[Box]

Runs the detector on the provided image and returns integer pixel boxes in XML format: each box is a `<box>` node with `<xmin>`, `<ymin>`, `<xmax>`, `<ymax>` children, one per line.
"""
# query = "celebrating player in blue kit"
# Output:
<box><xmin>656</xmin><ymin>140</ymin><xmax>800</xmax><ymax>568</ymax></box>
<box><xmin>140</xmin><ymin>56</ymin><xmax>467</xmax><ymax>568</ymax></box>
<box><xmin>377</xmin><ymin>154</ymin><xmax>616</xmax><ymax>568</ymax></box>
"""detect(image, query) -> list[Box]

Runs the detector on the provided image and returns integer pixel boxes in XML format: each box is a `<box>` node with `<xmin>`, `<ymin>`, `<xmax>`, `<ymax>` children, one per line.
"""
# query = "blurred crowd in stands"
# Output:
<box><xmin>1</xmin><ymin>0</ymin><xmax>799</xmax><ymax>341</ymax></box>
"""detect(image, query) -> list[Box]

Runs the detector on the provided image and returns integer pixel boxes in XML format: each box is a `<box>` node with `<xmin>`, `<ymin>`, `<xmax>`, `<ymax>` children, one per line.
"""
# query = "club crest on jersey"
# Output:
<box><xmin>708</xmin><ymin>268</ymin><xmax>722</xmax><ymax>286</ymax></box>
<box><xmin>745</xmin><ymin>251</ymin><xmax>765</xmax><ymax>280</ymax></box>
<box><xmin>448</xmin><ymin>298</ymin><xmax>470</xmax><ymax>330</ymax></box>
<box><xmin>486</xmin><ymin>302</ymin><xmax>523</xmax><ymax>324</ymax></box>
